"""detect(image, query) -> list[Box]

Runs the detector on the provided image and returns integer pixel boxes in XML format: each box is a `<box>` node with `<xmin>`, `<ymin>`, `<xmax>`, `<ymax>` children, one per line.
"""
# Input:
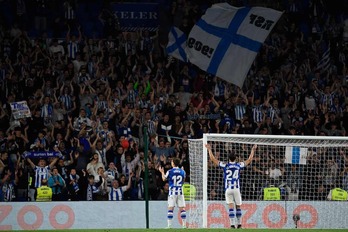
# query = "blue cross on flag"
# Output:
<box><xmin>166</xmin><ymin>27</ymin><xmax>188</xmax><ymax>62</ymax></box>
<box><xmin>185</xmin><ymin>3</ymin><xmax>282</xmax><ymax>88</ymax></box>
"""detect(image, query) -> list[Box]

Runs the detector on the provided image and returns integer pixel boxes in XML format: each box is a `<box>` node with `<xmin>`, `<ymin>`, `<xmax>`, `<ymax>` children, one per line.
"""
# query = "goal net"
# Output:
<box><xmin>187</xmin><ymin>134</ymin><xmax>348</xmax><ymax>229</ymax></box>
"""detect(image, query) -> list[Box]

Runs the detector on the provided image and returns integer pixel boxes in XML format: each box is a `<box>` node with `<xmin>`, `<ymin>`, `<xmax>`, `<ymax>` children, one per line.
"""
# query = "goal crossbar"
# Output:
<box><xmin>202</xmin><ymin>134</ymin><xmax>348</xmax><ymax>147</ymax></box>
<box><xmin>188</xmin><ymin>134</ymin><xmax>348</xmax><ymax>228</ymax></box>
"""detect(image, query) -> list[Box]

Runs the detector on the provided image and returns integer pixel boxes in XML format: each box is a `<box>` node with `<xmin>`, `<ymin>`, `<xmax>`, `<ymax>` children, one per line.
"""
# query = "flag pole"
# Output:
<box><xmin>143</xmin><ymin>125</ymin><xmax>149</xmax><ymax>228</ymax></box>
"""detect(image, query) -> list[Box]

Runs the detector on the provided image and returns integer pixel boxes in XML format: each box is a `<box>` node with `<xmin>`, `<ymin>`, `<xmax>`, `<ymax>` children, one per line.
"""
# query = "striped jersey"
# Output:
<box><xmin>219</xmin><ymin>161</ymin><xmax>245</xmax><ymax>190</ymax></box>
<box><xmin>67</xmin><ymin>41</ymin><xmax>79</xmax><ymax>60</ymax></box>
<box><xmin>34</xmin><ymin>166</ymin><xmax>51</xmax><ymax>188</ymax></box>
<box><xmin>1</xmin><ymin>181</ymin><xmax>15</xmax><ymax>202</ymax></box>
<box><xmin>165</xmin><ymin>167</ymin><xmax>185</xmax><ymax>196</ymax></box>
<box><xmin>108</xmin><ymin>186</ymin><xmax>128</xmax><ymax>200</ymax></box>
<box><xmin>59</xmin><ymin>94</ymin><xmax>73</xmax><ymax>110</ymax></box>
<box><xmin>40</xmin><ymin>104</ymin><xmax>53</xmax><ymax>118</ymax></box>
<box><xmin>252</xmin><ymin>104</ymin><xmax>263</xmax><ymax>123</ymax></box>
<box><xmin>234</xmin><ymin>104</ymin><xmax>246</xmax><ymax>121</ymax></box>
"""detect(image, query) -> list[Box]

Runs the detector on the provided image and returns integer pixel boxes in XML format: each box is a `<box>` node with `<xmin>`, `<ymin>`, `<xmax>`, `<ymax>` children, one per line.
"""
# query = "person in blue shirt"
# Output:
<box><xmin>205</xmin><ymin>143</ymin><xmax>257</xmax><ymax>229</ymax></box>
<box><xmin>159</xmin><ymin>157</ymin><xmax>186</xmax><ymax>229</ymax></box>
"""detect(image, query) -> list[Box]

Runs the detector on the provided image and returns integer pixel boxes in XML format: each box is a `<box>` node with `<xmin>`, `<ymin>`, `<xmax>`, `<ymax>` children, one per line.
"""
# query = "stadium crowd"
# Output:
<box><xmin>0</xmin><ymin>0</ymin><xmax>348</xmax><ymax>202</ymax></box>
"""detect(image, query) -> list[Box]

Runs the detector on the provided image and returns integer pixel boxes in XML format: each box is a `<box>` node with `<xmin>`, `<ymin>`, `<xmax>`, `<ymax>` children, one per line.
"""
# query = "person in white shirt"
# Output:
<box><xmin>49</xmin><ymin>39</ymin><xmax>65</xmax><ymax>56</ymax></box>
<box><xmin>266</xmin><ymin>162</ymin><xmax>285</xmax><ymax>186</ymax></box>
<box><xmin>86</xmin><ymin>153</ymin><xmax>104</xmax><ymax>177</ymax></box>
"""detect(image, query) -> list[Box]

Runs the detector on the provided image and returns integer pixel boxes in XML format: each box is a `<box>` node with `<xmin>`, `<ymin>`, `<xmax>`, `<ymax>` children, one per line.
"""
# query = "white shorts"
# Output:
<box><xmin>168</xmin><ymin>195</ymin><xmax>186</xmax><ymax>208</ymax></box>
<box><xmin>225</xmin><ymin>188</ymin><xmax>242</xmax><ymax>206</ymax></box>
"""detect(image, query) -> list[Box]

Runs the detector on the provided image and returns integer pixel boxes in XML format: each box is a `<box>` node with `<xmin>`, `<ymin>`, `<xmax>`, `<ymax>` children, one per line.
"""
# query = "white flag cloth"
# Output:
<box><xmin>186</xmin><ymin>3</ymin><xmax>282</xmax><ymax>87</ymax></box>
<box><xmin>166</xmin><ymin>27</ymin><xmax>188</xmax><ymax>62</ymax></box>
<box><xmin>285</xmin><ymin>147</ymin><xmax>308</xmax><ymax>165</ymax></box>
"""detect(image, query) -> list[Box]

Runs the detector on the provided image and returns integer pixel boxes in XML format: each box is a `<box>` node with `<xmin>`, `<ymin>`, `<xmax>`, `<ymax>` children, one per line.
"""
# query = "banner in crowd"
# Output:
<box><xmin>111</xmin><ymin>2</ymin><xmax>159</xmax><ymax>31</ymax></box>
<box><xmin>10</xmin><ymin>101</ymin><xmax>31</xmax><ymax>119</ymax></box>
<box><xmin>285</xmin><ymin>147</ymin><xmax>308</xmax><ymax>165</ymax></box>
<box><xmin>3</xmin><ymin>201</ymin><xmax>348</xmax><ymax>229</ymax></box>
<box><xmin>22</xmin><ymin>151</ymin><xmax>63</xmax><ymax>159</ymax></box>
<box><xmin>186</xmin><ymin>113</ymin><xmax>221</xmax><ymax>121</ymax></box>
<box><xmin>186</xmin><ymin>3</ymin><xmax>282</xmax><ymax>87</ymax></box>
<box><xmin>166</xmin><ymin>27</ymin><xmax>188</xmax><ymax>62</ymax></box>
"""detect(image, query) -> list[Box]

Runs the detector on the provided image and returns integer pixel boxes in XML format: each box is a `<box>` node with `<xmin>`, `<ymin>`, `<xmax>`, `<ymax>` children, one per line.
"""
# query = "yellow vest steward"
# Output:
<box><xmin>182</xmin><ymin>183</ymin><xmax>196</xmax><ymax>201</ymax></box>
<box><xmin>332</xmin><ymin>188</ymin><xmax>348</xmax><ymax>201</ymax></box>
<box><xmin>263</xmin><ymin>187</ymin><xmax>281</xmax><ymax>200</ymax></box>
<box><xmin>36</xmin><ymin>186</ymin><xmax>53</xmax><ymax>201</ymax></box>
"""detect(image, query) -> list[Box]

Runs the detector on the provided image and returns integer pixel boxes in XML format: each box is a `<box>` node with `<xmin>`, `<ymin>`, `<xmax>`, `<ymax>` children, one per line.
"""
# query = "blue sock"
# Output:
<box><xmin>180</xmin><ymin>210</ymin><xmax>186</xmax><ymax>219</ymax></box>
<box><xmin>236</xmin><ymin>208</ymin><xmax>242</xmax><ymax>225</ymax></box>
<box><xmin>167</xmin><ymin>210</ymin><xmax>173</xmax><ymax>220</ymax></box>
<box><xmin>167</xmin><ymin>210</ymin><xmax>173</xmax><ymax>227</ymax></box>
<box><xmin>229</xmin><ymin>208</ymin><xmax>235</xmax><ymax>226</ymax></box>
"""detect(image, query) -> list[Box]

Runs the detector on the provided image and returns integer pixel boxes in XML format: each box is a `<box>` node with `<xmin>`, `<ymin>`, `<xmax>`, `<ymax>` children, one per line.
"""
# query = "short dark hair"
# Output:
<box><xmin>229</xmin><ymin>153</ymin><xmax>237</xmax><ymax>162</ymax></box>
<box><xmin>172</xmin><ymin>157</ymin><xmax>181</xmax><ymax>167</ymax></box>
<box><xmin>41</xmin><ymin>179</ymin><xmax>48</xmax><ymax>185</ymax></box>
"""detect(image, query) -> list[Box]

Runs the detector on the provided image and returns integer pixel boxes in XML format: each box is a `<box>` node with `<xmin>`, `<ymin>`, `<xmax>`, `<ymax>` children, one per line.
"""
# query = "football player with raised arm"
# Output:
<box><xmin>159</xmin><ymin>157</ymin><xmax>187</xmax><ymax>229</ymax></box>
<box><xmin>205</xmin><ymin>143</ymin><xmax>257</xmax><ymax>228</ymax></box>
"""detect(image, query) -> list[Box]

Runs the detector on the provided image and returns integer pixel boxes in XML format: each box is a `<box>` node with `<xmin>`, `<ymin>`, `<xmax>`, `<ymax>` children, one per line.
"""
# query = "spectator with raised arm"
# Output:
<box><xmin>107</xmin><ymin>171</ymin><xmax>133</xmax><ymax>201</ymax></box>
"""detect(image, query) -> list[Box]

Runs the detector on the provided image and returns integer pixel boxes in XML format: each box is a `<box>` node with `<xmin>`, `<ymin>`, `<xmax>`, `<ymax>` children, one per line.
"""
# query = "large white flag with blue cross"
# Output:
<box><xmin>166</xmin><ymin>27</ymin><xmax>188</xmax><ymax>62</ymax></box>
<box><xmin>186</xmin><ymin>3</ymin><xmax>282</xmax><ymax>87</ymax></box>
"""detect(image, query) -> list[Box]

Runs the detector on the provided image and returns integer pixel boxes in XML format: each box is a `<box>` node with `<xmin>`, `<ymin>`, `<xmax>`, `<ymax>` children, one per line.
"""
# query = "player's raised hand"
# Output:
<box><xmin>159</xmin><ymin>166</ymin><xmax>164</xmax><ymax>173</ymax></box>
<box><xmin>252</xmin><ymin>144</ymin><xmax>258</xmax><ymax>150</ymax></box>
<box><xmin>205</xmin><ymin>144</ymin><xmax>211</xmax><ymax>150</ymax></box>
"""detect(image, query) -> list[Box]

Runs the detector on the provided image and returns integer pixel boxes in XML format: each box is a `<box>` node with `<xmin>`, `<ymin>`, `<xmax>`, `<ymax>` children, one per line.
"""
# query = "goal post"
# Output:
<box><xmin>188</xmin><ymin>134</ymin><xmax>348</xmax><ymax>229</ymax></box>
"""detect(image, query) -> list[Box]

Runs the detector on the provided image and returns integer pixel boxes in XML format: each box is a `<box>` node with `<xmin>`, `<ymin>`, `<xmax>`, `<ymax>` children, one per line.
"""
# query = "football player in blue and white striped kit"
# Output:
<box><xmin>205</xmin><ymin>143</ymin><xmax>257</xmax><ymax>229</ymax></box>
<box><xmin>159</xmin><ymin>158</ymin><xmax>187</xmax><ymax>229</ymax></box>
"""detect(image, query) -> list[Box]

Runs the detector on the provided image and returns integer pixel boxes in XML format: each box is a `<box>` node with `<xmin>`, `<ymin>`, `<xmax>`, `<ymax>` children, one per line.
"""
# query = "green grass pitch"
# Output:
<box><xmin>14</xmin><ymin>229</ymin><xmax>348</xmax><ymax>232</ymax></box>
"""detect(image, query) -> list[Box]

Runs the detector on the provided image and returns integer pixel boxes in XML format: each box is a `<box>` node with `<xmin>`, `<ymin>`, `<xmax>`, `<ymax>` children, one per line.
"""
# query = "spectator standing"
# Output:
<box><xmin>86</xmin><ymin>153</ymin><xmax>104</xmax><ymax>177</ymax></box>
<box><xmin>35</xmin><ymin>179</ymin><xmax>52</xmax><ymax>201</ymax></box>
<box><xmin>66</xmin><ymin>25</ymin><xmax>82</xmax><ymax>60</ymax></box>
<box><xmin>121</xmin><ymin>149</ymin><xmax>140</xmax><ymax>179</ymax></box>
<box><xmin>107</xmin><ymin>171</ymin><xmax>133</xmax><ymax>201</ymax></box>
<box><xmin>157</xmin><ymin>182</ymin><xmax>169</xmax><ymax>200</ymax></box>
<box><xmin>48</xmin><ymin>167</ymin><xmax>65</xmax><ymax>201</ymax></box>
<box><xmin>105</xmin><ymin>162</ymin><xmax>119</xmax><ymax>187</ymax></box>
<box><xmin>34</xmin><ymin>0</ymin><xmax>48</xmax><ymax>35</ymax></box>
<box><xmin>26</xmin><ymin>156</ymin><xmax>58</xmax><ymax>188</ymax></box>
<box><xmin>49</xmin><ymin>39</ymin><xmax>65</xmax><ymax>57</ymax></box>
<box><xmin>0</xmin><ymin>167</ymin><xmax>17</xmax><ymax>202</ymax></box>
<box><xmin>83</xmin><ymin>172</ymin><xmax>102</xmax><ymax>201</ymax></box>
<box><xmin>0</xmin><ymin>151</ymin><xmax>9</xmax><ymax>176</ymax></box>
<box><xmin>150</xmin><ymin>137</ymin><xmax>177</xmax><ymax>161</ymax></box>
<box><xmin>64</xmin><ymin>0</ymin><xmax>77</xmax><ymax>29</ymax></box>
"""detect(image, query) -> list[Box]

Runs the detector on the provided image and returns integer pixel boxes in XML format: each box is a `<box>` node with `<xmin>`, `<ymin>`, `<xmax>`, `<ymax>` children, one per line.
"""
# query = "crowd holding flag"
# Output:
<box><xmin>167</xmin><ymin>3</ymin><xmax>282</xmax><ymax>88</ymax></box>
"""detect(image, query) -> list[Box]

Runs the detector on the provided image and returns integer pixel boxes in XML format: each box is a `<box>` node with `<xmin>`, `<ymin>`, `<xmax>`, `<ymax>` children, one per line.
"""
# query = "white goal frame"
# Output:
<box><xmin>193</xmin><ymin>133</ymin><xmax>348</xmax><ymax>228</ymax></box>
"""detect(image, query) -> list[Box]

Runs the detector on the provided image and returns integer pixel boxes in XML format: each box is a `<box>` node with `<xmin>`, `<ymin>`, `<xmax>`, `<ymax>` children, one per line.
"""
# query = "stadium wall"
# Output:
<box><xmin>1</xmin><ymin>201</ymin><xmax>347</xmax><ymax>230</ymax></box>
